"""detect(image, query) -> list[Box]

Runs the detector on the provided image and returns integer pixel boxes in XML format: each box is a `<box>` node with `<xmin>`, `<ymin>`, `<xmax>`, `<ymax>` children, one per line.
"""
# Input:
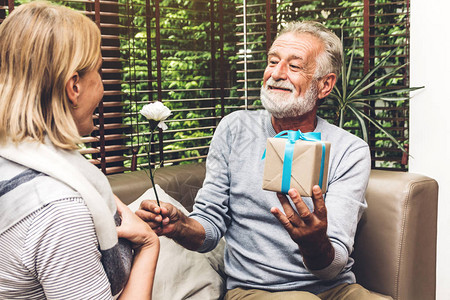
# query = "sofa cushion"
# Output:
<box><xmin>129</xmin><ymin>184</ymin><xmax>226</xmax><ymax>300</ymax></box>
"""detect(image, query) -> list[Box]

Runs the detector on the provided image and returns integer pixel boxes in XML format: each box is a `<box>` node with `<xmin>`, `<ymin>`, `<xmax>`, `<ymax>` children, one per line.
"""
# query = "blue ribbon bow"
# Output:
<box><xmin>263</xmin><ymin>130</ymin><xmax>326</xmax><ymax>194</ymax></box>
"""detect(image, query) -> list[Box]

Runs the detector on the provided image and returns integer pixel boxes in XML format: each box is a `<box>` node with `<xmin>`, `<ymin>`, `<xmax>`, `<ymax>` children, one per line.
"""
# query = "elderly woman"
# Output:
<box><xmin>0</xmin><ymin>1</ymin><xmax>159</xmax><ymax>299</ymax></box>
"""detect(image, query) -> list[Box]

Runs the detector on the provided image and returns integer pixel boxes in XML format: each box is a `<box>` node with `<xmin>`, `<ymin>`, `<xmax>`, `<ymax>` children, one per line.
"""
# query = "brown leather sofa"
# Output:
<box><xmin>107</xmin><ymin>163</ymin><xmax>438</xmax><ymax>300</ymax></box>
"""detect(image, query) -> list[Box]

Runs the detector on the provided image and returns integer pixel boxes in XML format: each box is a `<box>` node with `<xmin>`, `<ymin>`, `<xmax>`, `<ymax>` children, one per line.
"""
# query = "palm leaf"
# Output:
<box><xmin>349</xmin><ymin>101</ymin><xmax>375</xmax><ymax>110</ymax></box>
<box><xmin>343</xmin><ymin>38</ymin><xmax>357</xmax><ymax>99</ymax></box>
<box><xmin>338</xmin><ymin>107</ymin><xmax>345</xmax><ymax>128</ymax></box>
<box><xmin>331</xmin><ymin>84</ymin><xmax>342</xmax><ymax>99</ymax></box>
<box><xmin>355</xmin><ymin>86</ymin><xmax>424</xmax><ymax>100</ymax></box>
<box><xmin>346</xmin><ymin>38</ymin><xmax>356</xmax><ymax>85</ymax></box>
<box><xmin>348</xmin><ymin>104</ymin><xmax>369</xmax><ymax>142</ymax></box>
<box><xmin>339</xmin><ymin>29</ymin><xmax>348</xmax><ymax>100</ymax></box>
<box><xmin>325</xmin><ymin>37</ymin><xmax>424</xmax><ymax>155</ymax></box>
<box><xmin>347</xmin><ymin>48</ymin><xmax>398</xmax><ymax>99</ymax></box>
<box><xmin>352</xmin><ymin>108</ymin><xmax>406</xmax><ymax>152</ymax></box>
<box><xmin>349</xmin><ymin>96</ymin><xmax>408</xmax><ymax>103</ymax></box>
<box><xmin>349</xmin><ymin>63</ymin><xmax>408</xmax><ymax>99</ymax></box>
<box><xmin>378</xmin><ymin>97</ymin><xmax>409</xmax><ymax>101</ymax></box>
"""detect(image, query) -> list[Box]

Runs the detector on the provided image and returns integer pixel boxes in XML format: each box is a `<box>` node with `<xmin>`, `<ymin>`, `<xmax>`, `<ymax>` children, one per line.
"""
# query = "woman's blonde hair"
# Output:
<box><xmin>0</xmin><ymin>1</ymin><xmax>101</xmax><ymax>149</ymax></box>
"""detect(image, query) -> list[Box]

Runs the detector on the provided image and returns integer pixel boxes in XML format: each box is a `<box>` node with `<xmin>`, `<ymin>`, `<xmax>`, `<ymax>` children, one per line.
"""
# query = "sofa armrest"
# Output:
<box><xmin>352</xmin><ymin>170</ymin><xmax>438</xmax><ymax>300</ymax></box>
<box><xmin>107</xmin><ymin>163</ymin><xmax>206</xmax><ymax>211</ymax></box>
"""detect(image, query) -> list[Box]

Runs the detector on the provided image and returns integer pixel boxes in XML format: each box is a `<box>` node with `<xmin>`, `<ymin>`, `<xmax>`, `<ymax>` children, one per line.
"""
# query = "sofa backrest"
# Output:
<box><xmin>352</xmin><ymin>170</ymin><xmax>438</xmax><ymax>300</ymax></box>
<box><xmin>108</xmin><ymin>162</ymin><xmax>206</xmax><ymax>211</ymax></box>
<box><xmin>107</xmin><ymin>164</ymin><xmax>438</xmax><ymax>300</ymax></box>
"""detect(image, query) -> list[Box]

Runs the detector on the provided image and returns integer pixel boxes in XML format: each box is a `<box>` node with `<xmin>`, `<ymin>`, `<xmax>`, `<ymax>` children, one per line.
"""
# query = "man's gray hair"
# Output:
<box><xmin>277</xmin><ymin>21</ymin><xmax>343</xmax><ymax>79</ymax></box>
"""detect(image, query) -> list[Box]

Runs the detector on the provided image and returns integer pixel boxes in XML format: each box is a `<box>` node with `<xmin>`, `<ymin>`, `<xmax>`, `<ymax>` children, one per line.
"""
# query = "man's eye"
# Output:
<box><xmin>290</xmin><ymin>64</ymin><xmax>300</xmax><ymax>69</ymax></box>
<box><xmin>269</xmin><ymin>60</ymin><xmax>278</xmax><ymax>65</ymax></box>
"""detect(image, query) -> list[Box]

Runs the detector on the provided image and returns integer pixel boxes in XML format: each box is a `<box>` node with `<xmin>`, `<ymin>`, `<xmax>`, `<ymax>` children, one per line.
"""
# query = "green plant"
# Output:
<box><xmin>325</xmin><ymin>37</ymin><xmax>424</xmax><ymax>152</ymax></box>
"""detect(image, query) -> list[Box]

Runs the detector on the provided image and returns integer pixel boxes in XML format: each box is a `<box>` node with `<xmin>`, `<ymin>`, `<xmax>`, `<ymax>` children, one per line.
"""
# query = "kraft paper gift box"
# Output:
<box><xmin>262</xmin><ymin>132</ymin><xmax>331</xmax><ymax>197</ymax></box>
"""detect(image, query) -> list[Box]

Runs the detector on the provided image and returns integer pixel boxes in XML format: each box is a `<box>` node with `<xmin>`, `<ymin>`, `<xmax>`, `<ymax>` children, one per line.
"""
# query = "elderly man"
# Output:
<box><xmin>137</xmin><ymin>21</ymin><xmax>391</xmax><ymax>300</ymax></box>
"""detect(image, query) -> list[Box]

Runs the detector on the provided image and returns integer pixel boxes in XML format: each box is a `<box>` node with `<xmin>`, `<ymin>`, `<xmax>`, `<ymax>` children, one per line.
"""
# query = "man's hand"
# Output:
<box><xmin>115</xmin><ymin>196</ymin><xmax>159</xmax><ymax>250</ymax></box>
<box><xmin>271</xmin><ymin>185</ymin><xmax>334</xmax><ymax>270</ymax></box>
<box><xmin>135</xmin><ymin>200</ymin><xmax>179</xmax><ymax>237</ymax></box>
<box><xmin>136</xmin><ymin>200</ymin><xmax>206</xmax><ymax>251</ymax></box>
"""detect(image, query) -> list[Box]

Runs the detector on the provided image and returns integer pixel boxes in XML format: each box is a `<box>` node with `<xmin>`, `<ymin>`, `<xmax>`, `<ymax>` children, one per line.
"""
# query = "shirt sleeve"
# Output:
<box><xmin>190</xmin><ymin>114</ymin><xmax>234</xmax><ymax>252</ymax></box>
<box><xmin>307</xmin><ymin>144</ymin><xmax>371</xmax><ymax>280</ymax></box>
<box><xmin>22</xmin><ymin>198</ymin><xmax>113</xmax><ymax>300</ymax></box>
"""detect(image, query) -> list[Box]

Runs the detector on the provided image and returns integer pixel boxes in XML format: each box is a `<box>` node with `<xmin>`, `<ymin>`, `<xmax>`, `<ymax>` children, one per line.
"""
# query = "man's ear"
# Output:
<box><xmin>317</xmin><ymin>73</ymin><xmax>337</xmax><ymax>100</ymax></box>
<box><xmin>65</xmin><ymin>72</ymin><xmax>80</xmax><ymax>107</ymax></box>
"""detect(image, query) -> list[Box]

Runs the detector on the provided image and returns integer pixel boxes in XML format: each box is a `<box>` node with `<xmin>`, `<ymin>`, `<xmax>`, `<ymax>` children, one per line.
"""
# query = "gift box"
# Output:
<box><xmin>262</xmin><ymin>130</ymin><xmax>331</xmax><ymax>197</ymax></box>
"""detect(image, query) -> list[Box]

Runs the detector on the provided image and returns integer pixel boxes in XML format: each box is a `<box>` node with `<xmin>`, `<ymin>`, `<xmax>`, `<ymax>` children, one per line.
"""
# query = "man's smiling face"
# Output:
<box><xmin>263</xmin><ymin>32</ymin><xmax>323</xmax><ymax>97</ymax></box>
<box><xmin>261</xmin><ymin>32</ymin><xmax>324</xmax><ymax>118</ymax></box>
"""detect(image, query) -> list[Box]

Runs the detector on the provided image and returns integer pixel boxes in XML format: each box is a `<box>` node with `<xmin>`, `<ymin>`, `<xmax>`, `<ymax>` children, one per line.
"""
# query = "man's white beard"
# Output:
<box><xmin>260</xmin><ymin>77</ymin><xmax>319</xmax><ymax>118</ymax></box>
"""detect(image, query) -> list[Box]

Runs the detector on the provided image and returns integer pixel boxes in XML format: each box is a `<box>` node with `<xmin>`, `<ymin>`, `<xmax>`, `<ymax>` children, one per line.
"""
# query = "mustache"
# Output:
<box><xmin>264</xmin><ymin>77</ymin><xmax>295</xmax><ymax>90</ymax></box>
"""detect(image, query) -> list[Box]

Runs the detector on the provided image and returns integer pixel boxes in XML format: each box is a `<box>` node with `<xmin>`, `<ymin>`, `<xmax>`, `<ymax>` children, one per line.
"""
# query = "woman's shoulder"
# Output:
<box><xmin>1</xmin><ymin>156</ymin><xmax>81</xmax><ymax>200</ymax></box>
<box><xmin>28</xmin><ymin>197</ymin><xmax>94</xmax><ymax>237</ymax></box>
<box><xmin>0</xmin><ymin>157</ymin><xmax>84</xmax><ymax>235</ymax></box>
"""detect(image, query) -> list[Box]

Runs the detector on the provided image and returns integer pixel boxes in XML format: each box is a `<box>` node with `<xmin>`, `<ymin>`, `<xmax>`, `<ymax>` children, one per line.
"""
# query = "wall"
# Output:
<box><xmin>410</xmin><ymin>1</ymin><xmax>450</xmax><ymax>299</ymax></box>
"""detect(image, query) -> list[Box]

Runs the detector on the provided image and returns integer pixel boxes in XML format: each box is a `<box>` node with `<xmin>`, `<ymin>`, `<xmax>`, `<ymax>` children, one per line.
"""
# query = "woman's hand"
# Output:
<box><xmin>114</xmin><ymin>196</ymin><xmax>160</xmax><ymax>300</ymax></box>
<box><xmin>136</xmin><ymin>200</ymin><xmax>206</xmax><ymax>251</ymax></box>
<box><xmin>115</xmin><ymin>196</ymin><xmax>159</xmax><ymax>250</ymax></box>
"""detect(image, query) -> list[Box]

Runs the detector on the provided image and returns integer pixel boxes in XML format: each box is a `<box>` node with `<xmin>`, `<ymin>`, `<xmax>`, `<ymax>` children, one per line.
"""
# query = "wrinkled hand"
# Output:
<box><xmin>271</xmin><ymin>186</ymin><xmax>333</xmax><ymax>269</ymax></box>
<box><xmin>115</xmin><ymin>196</ymin><xmax>159</xmax><ymax>250</ymax></box>
<box><xmin>135</xmin><ymin>200</ymin><xmax>181</xmax><ymax>237</ymax></box>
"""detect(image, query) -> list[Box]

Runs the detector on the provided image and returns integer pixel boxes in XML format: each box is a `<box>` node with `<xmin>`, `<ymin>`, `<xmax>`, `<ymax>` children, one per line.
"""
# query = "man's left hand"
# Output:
<box><xmin>271</xmin><ymin>185</ymin><xmax>334</xmax><ymax>270</ymax></box>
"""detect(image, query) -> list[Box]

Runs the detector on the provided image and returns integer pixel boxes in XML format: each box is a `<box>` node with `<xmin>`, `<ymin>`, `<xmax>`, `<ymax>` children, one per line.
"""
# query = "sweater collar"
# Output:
<box><xmin>265</xmin><ymin>111</ymin><xmax>324</xmax><ymax>136</ymax></box>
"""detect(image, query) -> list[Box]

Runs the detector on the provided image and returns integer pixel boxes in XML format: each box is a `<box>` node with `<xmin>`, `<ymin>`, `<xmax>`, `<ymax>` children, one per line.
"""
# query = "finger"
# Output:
<box><xmin>139</xmin><ymin>200</ymin><xmax>173</xmax><ymax>220</ymax></box>
<box><xmin>311</xmin><ymin>185</ymin><xmax>327</xmax><ymax>219</ymax></box>
<box><xmin>139</xmin><ymin>199</ymin><xmax>161</xmax><ymax>213</ymax></box>
<box><xmin>158</xmin><ymin>205</ymin><xmax>171</xmax><ymax>218</ymax></box>
<box><xmin>287</xmin><ymin>188</ymin><xmax>314</xmax><ymax>224</ymax></box>
<box><xmin>116</xmin><ymin>224</ymin><xmax>128</xmax><ymax>238</ymax></box>
<box><xmin>135</xmin><ymin>208</ymin><xmax>163</xmax><ymax>223</ymax></box>
<box><xmin>276</xmin><ymin>193</ymin><xmax>302</xmax><ymax>227</ymax></box>
<box><xmin>114</xmin><ymin>195</ymin><xmax>133</xmax><ymax>219</ymax></box>
<box><xmin>161</xmin><ymin>217</ymin><xmax>171</xmax><ymax>226</ymax></box>
<box><xmin>134</xmin><ymin>213</ymin><xmax>163</xmax><ymax>233</ymax></box>
<box><xmin>276</xmin><ymin>192</ymin><xmax>294</xmax><ymax>215</ymax></box>
<box><xmin>114</xmin><ymin>195</ymin><xmax>125</xmax><ymax>212</ymax></box>
<box><xmin>270</xmin><ymin>207</ymin><xmax>295</xmax><ymax>232</ymax></box>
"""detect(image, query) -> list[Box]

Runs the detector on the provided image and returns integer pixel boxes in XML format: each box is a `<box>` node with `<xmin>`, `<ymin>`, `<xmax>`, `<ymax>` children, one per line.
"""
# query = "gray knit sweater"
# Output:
<box><xmin>190</xmin><ymin>110</ymin><xmax>371</xmax><ymax>294</ymax></box>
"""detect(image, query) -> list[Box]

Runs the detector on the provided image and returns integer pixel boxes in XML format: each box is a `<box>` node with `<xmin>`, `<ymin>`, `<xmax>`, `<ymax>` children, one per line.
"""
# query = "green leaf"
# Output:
<box><xmin>353</xmin><ymin>86</ymin><xmax>425</xmax><ymax>100</ymax></box>
<box><xmin>354</xmin><ymin>109</ymin><xmax>406</xmax><ymax>152</ymax></box>
<box><xmin>331</xmin><ymin>85</ymin><xmax>342</xmax><ymax>100</ymax></box>
<box><xmin>339</xmin><ymin>29</ymin><xmax>348</xmax><ymax>100</ymax></box>
<box><xmin>349</xmin><ymin>101</ymin><xmax>375</xmax><ymax>110</ymax></box>
<box><xmin>347</xmin><ymin>48</ymin><xmax>398</xmax><ymax>99</ymax></box>
<box><xmin>346</xmin><ymin>37</ymin><xmax>356</xmax><ymax>89</ymax></box>
<box><xmin>349</xmin><ymin>63</ymin><xmax>408</xmax><ymax>99</ymax></box>
<box><xmin>348</xmin><ymin>104</ymin><xmax>369</xmax><ymax>142</ymax></box>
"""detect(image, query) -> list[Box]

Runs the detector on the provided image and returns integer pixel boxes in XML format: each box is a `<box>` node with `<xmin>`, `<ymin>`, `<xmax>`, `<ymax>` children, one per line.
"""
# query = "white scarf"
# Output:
<box><xmin>0</xmin><ymin>138</ymin><xmax>131</xmax><ymax>295</ymax></box>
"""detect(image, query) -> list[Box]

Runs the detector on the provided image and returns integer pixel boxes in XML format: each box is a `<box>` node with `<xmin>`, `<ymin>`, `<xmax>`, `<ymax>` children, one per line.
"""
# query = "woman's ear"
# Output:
<box><xmin>317</xmin><ymin>73</ymin><xmax>337</xmax><ymax>100</ymax></box>
<box><xmin>65</xmin><ymin>72</ymin><xmax>80</xmax><ymax>107</ymax></box>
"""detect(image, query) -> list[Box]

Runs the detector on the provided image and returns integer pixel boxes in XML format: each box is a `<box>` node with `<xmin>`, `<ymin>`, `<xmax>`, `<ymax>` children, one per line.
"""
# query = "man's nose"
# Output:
<box><xmin>271</xmin><ymin>61</ymin><xmax>288</xmax><ymax>81</ymax></box>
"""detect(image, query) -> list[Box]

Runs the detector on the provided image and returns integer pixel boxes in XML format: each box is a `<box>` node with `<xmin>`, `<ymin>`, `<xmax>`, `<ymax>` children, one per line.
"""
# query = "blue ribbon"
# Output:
<box><xmin>263</xmin><ymin>130</ymin><xmax>326</xmax><ymax>194</ymax></box>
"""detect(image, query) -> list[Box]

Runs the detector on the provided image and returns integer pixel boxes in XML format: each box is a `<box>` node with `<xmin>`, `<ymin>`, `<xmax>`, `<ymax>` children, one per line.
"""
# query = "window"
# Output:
<box><xmin>0</xmin><ymin>0</ymin><xmax>410</xmax><ymax>172</ymax></box>
<box><xmin>236</xmin><ymin>0</ymin><xmax>411</xmax><ymax>170</ymax></box>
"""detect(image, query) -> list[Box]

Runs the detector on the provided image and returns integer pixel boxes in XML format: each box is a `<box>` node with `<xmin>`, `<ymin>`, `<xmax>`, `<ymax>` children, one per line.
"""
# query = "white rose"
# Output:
<box><xmin>139</xmin><ymin>101</ymin><xmax>172</xmax><ymax>130</ymax></box>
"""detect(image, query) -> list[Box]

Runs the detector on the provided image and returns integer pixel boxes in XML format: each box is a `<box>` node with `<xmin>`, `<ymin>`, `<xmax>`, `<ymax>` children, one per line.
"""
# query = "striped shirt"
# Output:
<box><xmin>0</xmin><ymin>197</ymin><xmax>113</xmax><ymax>299</ymax></box>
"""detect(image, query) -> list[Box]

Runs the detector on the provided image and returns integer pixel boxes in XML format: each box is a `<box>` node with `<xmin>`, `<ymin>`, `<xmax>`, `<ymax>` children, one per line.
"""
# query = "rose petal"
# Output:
<box><xmin>157</xmin><ymin>121</ymin><xmax>168</xmax><ymax>130</ymax></box>
<box><xmin>139</xmin><ymin>102</ymin><xmax>172</xmax><ymax>122</ymax></box>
